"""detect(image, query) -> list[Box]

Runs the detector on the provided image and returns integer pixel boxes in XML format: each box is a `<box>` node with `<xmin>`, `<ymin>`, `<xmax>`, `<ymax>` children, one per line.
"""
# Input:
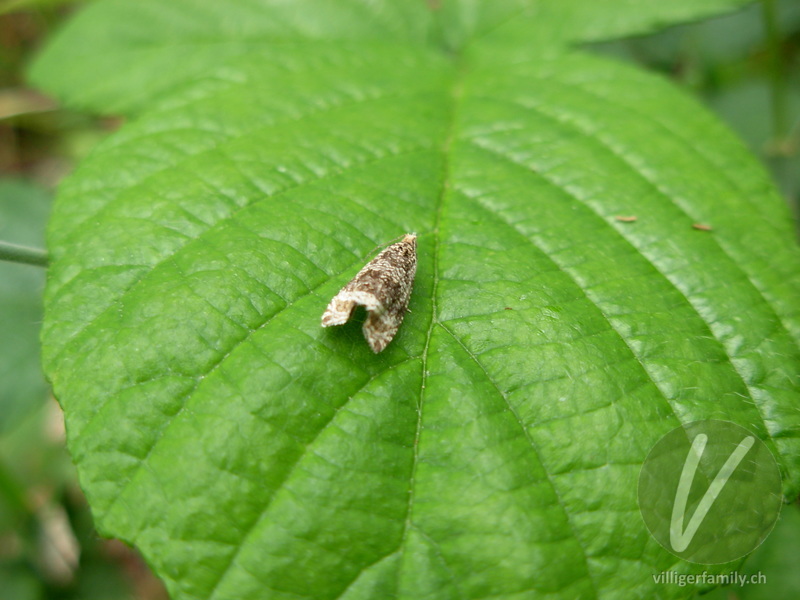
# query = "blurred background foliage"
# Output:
<box><xmin>0</xmin><ymin>1</ymin><xmax>797</xmax><ymax>599</ymax></box>
<box><xmin>591</xmin><ymin>0</ymin><xmax>800</xmax><ymax>227</ymax></box>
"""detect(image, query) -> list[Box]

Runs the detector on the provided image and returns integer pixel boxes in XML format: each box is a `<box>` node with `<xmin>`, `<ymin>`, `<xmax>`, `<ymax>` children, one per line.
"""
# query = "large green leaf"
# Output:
<box><xmin>30</xmin><ymin>1</ymin><xmax>800</xmax><ymax>598</ymax></box>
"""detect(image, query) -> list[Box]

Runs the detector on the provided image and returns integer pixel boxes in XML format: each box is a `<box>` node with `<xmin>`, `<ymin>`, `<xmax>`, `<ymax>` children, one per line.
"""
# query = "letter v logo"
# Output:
<box><xmin>669</xmin><ymin>433</ymin><xmax>755</xmax><ymax>552</ymax></box>
<box><xmin>638</xmin><ymin>420</ymin><xmax>782</xmax><ymax>564</ymax></box>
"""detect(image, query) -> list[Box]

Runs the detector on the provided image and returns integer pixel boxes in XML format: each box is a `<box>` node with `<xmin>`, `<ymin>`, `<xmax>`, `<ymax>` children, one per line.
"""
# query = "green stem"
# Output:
<box><xmin>761</xmin><ymin>0</ymin><xmax>788</xmax><ymax>143</ymax></box>
<box><xmin>0</xmin><ymin>240</ymin><xmax>48</xmax><ymax>267</ymax></box>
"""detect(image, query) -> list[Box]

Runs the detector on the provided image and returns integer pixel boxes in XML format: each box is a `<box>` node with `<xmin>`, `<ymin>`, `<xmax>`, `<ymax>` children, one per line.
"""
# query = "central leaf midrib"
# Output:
<box><xmin>392</xmin><ymin>49</ymin><xmax>465</xmax><ymax>598</ymax></box>
<box><xmin>200</xmin><ymin>53</ymin><xmax>467</xmax><ymax>600</ymax></box>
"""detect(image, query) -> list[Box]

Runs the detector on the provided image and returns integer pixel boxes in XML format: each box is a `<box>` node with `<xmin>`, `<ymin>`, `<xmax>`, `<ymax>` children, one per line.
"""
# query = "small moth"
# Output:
<box><xmin>321</xmin><ymin>234</ymin><xmax>417</xmax><ymax>353</ymax></box>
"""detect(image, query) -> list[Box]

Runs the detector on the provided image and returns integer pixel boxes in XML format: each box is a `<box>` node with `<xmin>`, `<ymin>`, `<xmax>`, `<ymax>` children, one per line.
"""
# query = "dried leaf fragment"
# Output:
<box><xmin>321</xmin><ymin>234</ymin><xmax>417</xmax><ymax>353</ymax></box>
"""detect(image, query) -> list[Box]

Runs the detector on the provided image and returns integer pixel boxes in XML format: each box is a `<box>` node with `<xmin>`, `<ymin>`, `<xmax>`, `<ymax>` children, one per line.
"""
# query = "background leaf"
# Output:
<box><xmin>30</xmin><ymin>1</ymin><xmax>800</xmax><ymax>598</ymax></box>
<box><xmin>28</xmin><ymin>0</ymin><xmax>755</xmax><ymax>114</ymax></box>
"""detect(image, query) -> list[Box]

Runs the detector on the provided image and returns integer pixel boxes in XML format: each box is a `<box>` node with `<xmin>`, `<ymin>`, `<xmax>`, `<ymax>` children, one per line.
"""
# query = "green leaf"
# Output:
<box><xmin>697</xmin><ymin>503</ymin><xmax>800</xmax><ymax>600</ymax></box>
<box><xmin>31</xmin><ymin>1</ymin><xmax>800</xmax><ymax>598</ymax></box>
<box><xmin>735</xmin><ymin>502</ymin><xmax>800</xmax><ymax>600</ymax></box>
<box><xmin>0</xmin><ymin>179</ymin><xmax>50</xmax><ymax>432</ymax></box>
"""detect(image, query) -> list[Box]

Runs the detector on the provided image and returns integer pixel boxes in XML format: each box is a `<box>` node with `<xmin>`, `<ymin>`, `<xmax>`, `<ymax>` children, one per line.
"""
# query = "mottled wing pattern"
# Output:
<box><xmin>321</xmin><ymin>234</ymin><xmax>417</xmax><ymax>353</ymax></box>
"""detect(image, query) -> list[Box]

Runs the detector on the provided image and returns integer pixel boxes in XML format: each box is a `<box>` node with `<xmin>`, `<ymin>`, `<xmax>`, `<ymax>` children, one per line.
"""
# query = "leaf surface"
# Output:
<box><xmin>31</xmin><ymin>1</ymin><xmax>800</xmax><ymax>598</ymax></box>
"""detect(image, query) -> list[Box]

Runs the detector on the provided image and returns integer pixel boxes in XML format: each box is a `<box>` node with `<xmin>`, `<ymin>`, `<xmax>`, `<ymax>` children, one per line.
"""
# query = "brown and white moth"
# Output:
<box><xmin>321</xmin><ymin>233</ymin><xmax>417</xmax><ymax>353</ymax></box>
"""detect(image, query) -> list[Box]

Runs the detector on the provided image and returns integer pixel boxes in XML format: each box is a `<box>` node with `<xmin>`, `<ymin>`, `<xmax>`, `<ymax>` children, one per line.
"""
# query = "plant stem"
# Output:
<box><xmin>0</xmin><ymin>240</ymin><xmax>48</xmax><ymax>267</ymax></box>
